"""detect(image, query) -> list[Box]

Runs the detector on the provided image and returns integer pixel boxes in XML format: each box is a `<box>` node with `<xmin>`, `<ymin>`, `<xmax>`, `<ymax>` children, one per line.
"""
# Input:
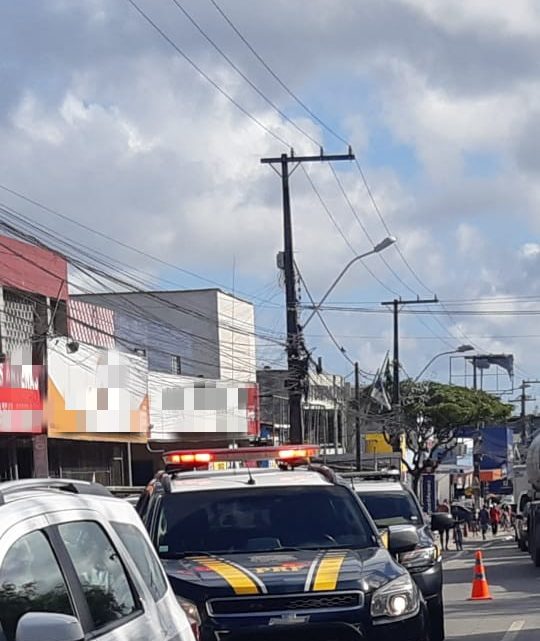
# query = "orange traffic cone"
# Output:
<box><xmin>468</xmin><ymin>550</ymin><xmax>492</xmax><ymax>601</ymax></box>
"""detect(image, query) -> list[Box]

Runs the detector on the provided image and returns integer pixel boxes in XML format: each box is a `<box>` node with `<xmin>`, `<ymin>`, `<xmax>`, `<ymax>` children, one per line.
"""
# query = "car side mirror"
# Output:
<box><xmin>388</xmin><ymin>524</ymin><xmax>419</xmax><ymax>554</ymax></box>
<box><xmin>431</xmin><ymin>512</ymin><xmax>454</xmax><ymax>532</ymax></box>
<box><xmin>16</xmin><ymin>613</ymin><xmax>84</xmax><ymax>641</ymax></box>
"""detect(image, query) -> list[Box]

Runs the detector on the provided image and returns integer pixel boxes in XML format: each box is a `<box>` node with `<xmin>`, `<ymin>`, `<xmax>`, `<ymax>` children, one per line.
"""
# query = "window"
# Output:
<box><xmin>156</xmin><ymin>486</ymin><xmax>376</xmax><ymax>556</ymax></box>
<box><xmin>0</xmin><ymin>530</ymin><xmax>73</xmax><ymax>641</ymax></box>
<box><xmin>58</xmin><ymin>521</ymin><xmax>138</xmax><ymax>630</ymax></box>
<box><xmin>171</xmin><ymin>355</ymin><xmax>182</xmax><ymax>375</ymax></box>
<box><xmin>112</xmin><ymin>523</ymin><xmax>168</xmax><ymax>602</ymax></box>
<box><xmin>357</xmin><ymin>491</ymin><xmax>422</xmax><ymax>528</ymax></box>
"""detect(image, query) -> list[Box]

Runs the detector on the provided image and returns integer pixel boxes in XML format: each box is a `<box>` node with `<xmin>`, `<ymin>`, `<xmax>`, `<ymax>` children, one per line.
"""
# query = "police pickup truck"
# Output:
<box><xmin>136</xmin><ymin>445</ymin><xmax>430</xmax><ymax>641</ymax></box>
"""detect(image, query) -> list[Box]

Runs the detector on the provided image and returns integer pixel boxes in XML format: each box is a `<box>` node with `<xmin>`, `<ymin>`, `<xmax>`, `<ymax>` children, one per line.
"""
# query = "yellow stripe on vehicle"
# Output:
<box><xmin>192</xmin><ymin>558</ymin><xmax>260</xmax><ymax>595</ymax></box>
<box><xmin>312</xmin><ymin>552</ymin><xmax>347</xmax><ymax>591</ymax></box>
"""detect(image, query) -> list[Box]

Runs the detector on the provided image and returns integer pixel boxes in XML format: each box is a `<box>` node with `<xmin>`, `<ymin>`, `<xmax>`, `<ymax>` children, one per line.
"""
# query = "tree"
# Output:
<box><xmin>379</xmin><ymin>380</ymin><xmax>512</xmax><ymax>495</ymax></box>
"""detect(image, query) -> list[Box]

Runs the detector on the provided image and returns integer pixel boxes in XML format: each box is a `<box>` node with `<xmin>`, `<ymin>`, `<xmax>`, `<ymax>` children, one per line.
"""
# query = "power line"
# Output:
<box><xmin>169</xmin><ymin>0</ymin><xmax>320</xmax><ymax>148</ymax></box>
<box><xmin>125</xmin><ymin>0</ymin><xmax>289</xmax><ymax>147</ymax></box>
<box><xmin>0</xmin><ymin>184</ymin><xmax>280</xmax><ymax>309</ymax></box>
<box><xmin>0</xmin><ymin>223</ymin><xmax>285</xmax><ymax>376</ymax></box>
<box><xmin>296</xmin><ymin>264</ymin><xmax>374</xmax><ymax>379</ymax></box>
<box><xmin>206</xmin><ymin>0</ymin><xmax>349</xmax><ymax>147</ymax></box>
<box><xmin>329</xmin><ymin>163</ymin><xmax>418</xmax><ymax>297</ymax></box>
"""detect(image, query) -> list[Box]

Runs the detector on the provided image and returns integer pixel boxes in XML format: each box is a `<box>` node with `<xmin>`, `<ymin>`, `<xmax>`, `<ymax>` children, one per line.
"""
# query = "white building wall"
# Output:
<box><xmin>217</xmin><ymin>291</ymin><xmax>256</xmax><ymax>383</ymax></box>
<box><xmin>74</xmin><ymin>289</ymin><xmax>257</xmax><ymax>384</ymax></box>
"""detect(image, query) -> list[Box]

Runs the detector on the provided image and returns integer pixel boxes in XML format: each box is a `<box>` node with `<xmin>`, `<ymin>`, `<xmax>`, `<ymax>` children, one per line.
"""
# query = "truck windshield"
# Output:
<box><xmin>357</xmin><ymin>491</ymin><xmax>422</xmax><ymax>528</ymax></box>
<box><xmin>156</xmin><ymin>486</ymin><xmax>376</xmax><ymax>555</ymax></box>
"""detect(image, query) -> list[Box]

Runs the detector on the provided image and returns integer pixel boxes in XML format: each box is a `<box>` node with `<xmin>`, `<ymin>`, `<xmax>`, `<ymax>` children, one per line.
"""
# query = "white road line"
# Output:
<box><xmin>501</xmin><ymin>620</ymin><xmax>525</xmax><ymax>641</ymax></box>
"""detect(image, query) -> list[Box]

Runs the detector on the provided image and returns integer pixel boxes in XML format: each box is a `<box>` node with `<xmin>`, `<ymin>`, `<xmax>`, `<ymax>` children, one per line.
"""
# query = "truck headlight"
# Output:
<box><xmin>399</xmin><ymin>545</ymin><xmax>439</xmax><ymax>569</ymax></box>
<box><xmin>177</xmin><ymin>596</ymin><xmax>201</xmax><ymax>639</ymax></box>
<box><xmin>371</xmin><ymin>574</ymin><xmax>420</xmax><ymax>619</ymax></box>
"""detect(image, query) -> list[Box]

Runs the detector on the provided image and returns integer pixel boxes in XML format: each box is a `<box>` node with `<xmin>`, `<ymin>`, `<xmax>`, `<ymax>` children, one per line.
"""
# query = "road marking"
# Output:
<box><xmin>501</xmin><ymin>620</ymin><xmax>525</xmax><ymax>641</ymax></box>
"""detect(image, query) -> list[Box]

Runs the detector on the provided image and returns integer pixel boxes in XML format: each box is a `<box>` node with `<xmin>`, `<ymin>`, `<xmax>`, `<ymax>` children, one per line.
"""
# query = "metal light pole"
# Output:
<box><xmin>415</xmin><ymin>345</ymin><xmax>474</xmax><ymax>382</ymax></box>
<box><xmin>301</xmin><ymin>237</ymin><xmax>396</xmax><ymax>330</ymax></box>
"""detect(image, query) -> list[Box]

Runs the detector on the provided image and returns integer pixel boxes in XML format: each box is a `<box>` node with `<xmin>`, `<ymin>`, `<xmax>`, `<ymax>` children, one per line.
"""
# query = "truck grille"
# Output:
<box><xmin>207</xmin><ymin>591</ymin><xmax>363</xmax><ymax>616</ymax></box>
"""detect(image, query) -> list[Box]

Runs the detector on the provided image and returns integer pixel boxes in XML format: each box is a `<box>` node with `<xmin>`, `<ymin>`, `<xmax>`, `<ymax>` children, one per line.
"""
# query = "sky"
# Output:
<box><xmin>2</xmin><ymin>0</ymin><xmax>540</xmax><ymax>405</ymax></box>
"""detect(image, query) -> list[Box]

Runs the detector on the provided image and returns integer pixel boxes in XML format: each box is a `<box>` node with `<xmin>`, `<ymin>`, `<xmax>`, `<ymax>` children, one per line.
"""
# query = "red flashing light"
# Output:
<box><xmin>166</xmin><ymin>452</ymin><xmax>213</xmax><ymax>465</ymax></box>
<box><xmin>163</xmin><ymin>445</ymin><xmax>319</xmax><ymax>468</ymax></box>
<box><xmin>278</xmin><ymin>448</ymin><xmax>308</xmax><ymax>459</ymax></box>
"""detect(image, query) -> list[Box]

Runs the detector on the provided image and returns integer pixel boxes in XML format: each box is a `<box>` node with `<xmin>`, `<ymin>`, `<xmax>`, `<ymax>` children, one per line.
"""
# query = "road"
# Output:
<box><xmin>444</xmin><ymin>531</ymin><xmax>540</xmax><ymax>641</ymax></box>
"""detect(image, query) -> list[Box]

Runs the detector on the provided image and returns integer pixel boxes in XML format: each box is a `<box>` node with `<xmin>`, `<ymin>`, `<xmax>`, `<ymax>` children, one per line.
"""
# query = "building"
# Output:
<box><xmin>73</xmin><ymin>289</ymin><xmax>260</xmax><ymax>483</ymax></box>
<box><xmin>257</xmin><ymin>367</ymin><xmax>346</xmax><ymax>448</ymax></box>
<box><xmin>73</xmin><ymin>289</ymin><xmax>256</xmax><ymax>383</ymax></box>
<box><xmin>0</xmin><ymin>234</ymin><xmax>68</xmax><ymax>480</ymax></box>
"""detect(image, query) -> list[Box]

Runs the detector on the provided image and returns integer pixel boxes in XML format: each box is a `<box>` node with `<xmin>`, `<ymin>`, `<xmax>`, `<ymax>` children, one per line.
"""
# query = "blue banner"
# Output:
<box><xmin>421</xmin><ymin>474</ymin><xmax>436</xmax><ymax>514</ymax></box>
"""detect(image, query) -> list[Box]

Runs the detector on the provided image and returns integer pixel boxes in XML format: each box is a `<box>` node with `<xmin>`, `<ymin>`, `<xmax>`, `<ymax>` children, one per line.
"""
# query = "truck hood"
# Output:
<box><xmin>162</xmin><ymin>547</ymin><xmax>403</xmax><ymax>599</ymax></box>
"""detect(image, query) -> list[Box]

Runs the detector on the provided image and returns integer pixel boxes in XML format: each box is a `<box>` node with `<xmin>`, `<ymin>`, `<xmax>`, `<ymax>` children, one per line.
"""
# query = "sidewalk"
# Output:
<box><xmin>435</xmin><ymin>527</ymin><xmax>515</xmax><ymax>555</ymax></box>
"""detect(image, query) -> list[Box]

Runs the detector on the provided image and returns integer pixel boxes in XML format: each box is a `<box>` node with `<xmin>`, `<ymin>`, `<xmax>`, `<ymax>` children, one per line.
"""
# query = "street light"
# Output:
<box><xmin>415</xmin><ymin>345</ymin><xmax>474</xmax><ymax>382</ymax></box>
<box><xmin>302</xmin><ymin>236</ymin><xmax>397</xmax><ymax>330</ymax></box>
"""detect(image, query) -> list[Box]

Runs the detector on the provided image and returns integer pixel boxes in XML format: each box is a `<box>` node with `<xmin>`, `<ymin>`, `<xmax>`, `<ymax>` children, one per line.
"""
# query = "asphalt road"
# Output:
<box><xmin>443</xmin><ymin>531</ymin><xmax>540</xmax><ymax>641</ymax></box>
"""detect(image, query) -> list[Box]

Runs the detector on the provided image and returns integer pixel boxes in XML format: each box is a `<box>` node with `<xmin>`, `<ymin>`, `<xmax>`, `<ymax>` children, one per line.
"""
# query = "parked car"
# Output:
<box><xmin>345</xmin><ymin>471</ymin><xmax>448</xmax><ymax>641</ymax></box>
<box><xmin>0</xmin><ymin>478</ymin><xmax>195</xmax><ymax>641</ymax></box>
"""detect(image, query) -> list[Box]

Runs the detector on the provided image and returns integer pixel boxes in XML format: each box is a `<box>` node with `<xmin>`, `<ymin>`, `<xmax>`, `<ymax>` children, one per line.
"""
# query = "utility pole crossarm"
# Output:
<box><xmin>261</xmin><ymin>151</ymin><xmax>355</xmax><ymax>165</ymax></box>
<box><xmin>380</xmin><ymin>297</ymin><xmax>439</xmax><ymax>306</ymax></box>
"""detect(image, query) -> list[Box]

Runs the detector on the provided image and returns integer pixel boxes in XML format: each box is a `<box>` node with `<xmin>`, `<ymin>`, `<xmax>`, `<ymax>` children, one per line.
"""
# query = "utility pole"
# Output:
<box><xmin>261</xmin><ymin>148</ymin><xmax>354</xmax><ymax>443</ymax></box>
<box><xmin>381</xmin><ymin>297</ymin><xmax>439</xmax><ymax>407</ymax></box>
<box><xmin>518</xmin><ymin>380</ymin><xmax>540</xmax><ymax>418</ymax></box>
<box><xmin>355</xmin><ymin>362</ymin><xmax>361</xmax><ymax>471</ymax></box>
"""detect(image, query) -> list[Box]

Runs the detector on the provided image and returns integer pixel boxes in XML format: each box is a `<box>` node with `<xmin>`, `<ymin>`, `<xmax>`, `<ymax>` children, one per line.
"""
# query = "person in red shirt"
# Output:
<box><xmin>489</xmin><ymin>504</ymin><xmax>501</xmax><ymax>536</ymax></box>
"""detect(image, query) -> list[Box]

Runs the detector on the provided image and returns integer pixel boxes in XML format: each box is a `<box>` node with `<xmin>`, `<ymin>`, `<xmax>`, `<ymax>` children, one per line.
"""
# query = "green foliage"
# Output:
<box><xmin>381</xmin><ymin>380</ymin><xmax>512</xmax><ymax>492</ymax></box>
<box><xmin>400</xmin><ymin>380</ymin><xmax>513</xmax><ymax>429</ymax></box>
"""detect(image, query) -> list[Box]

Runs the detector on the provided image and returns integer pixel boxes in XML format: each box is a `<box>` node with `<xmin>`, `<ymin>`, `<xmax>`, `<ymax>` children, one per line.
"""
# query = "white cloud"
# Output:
<box><xmin>3</xmin><ymin>0</ymin><xmax>540</xmax><ymax>385</ymax></box>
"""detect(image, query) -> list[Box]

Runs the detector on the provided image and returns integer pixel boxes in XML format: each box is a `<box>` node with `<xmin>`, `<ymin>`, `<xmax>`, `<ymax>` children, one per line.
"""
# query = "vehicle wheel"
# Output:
<box><xmin>532</xmin><ymin>541</ymin><xmax>540</xmax><ymax>567</ymax></box>
<box><xmin>428</xmin><ymin>593</ymin><xmax>445</xmax><ymax>641</ymax></box>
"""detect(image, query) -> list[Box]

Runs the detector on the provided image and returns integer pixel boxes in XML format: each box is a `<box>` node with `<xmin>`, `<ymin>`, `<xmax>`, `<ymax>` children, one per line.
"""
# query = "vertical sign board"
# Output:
<box><xmin>421</xmin><ymin>474</ymin><xmax>436</xmax><ymax>514</ymax></box>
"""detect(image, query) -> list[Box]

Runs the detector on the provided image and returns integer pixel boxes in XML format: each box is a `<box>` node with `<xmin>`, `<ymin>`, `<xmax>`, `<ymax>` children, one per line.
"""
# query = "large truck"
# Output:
<box><xmin>521</xmin><ymin>433</ymin><xmax>540</xmax><ymax>563</ymax></box>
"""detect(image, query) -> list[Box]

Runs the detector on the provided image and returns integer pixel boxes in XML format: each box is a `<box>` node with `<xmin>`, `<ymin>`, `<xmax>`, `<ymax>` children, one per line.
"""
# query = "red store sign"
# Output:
<box><xmin>0</xmin><ymin>362</ymin><xmax>43</xmax><ymax>433</ymax></box>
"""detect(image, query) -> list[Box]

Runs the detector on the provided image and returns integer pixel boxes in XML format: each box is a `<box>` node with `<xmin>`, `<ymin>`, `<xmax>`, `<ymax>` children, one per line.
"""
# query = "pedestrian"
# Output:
<box><xmin>438</xmin><ymin>499</ymin><xmax>450</xmax><ymax>513</ymax></box>
<box><xmin>500</xmin><ymin>504</ymin><xmax>510</xmax><ymax>531</ymax></box>
<box><xmin>434</xmin><ymin>499</ymin><xmax>452</xmax><ymax>550</ymax></box>
<box><xmin>490</xmin><ymin>503</ymin><xmax>501</xmax><ymax>536</ymax></box>
<box><xmin>479</xmin><ymin>505</ymin><xmax>490</xmax><ymax>540</ymax></box>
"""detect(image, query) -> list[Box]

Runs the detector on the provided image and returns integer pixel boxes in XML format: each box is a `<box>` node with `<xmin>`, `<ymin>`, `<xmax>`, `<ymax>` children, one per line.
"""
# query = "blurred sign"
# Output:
<box><xmin>422</xmin><ymin>474</ymin><xmax>436</xmax><ymax>514</ymax></box>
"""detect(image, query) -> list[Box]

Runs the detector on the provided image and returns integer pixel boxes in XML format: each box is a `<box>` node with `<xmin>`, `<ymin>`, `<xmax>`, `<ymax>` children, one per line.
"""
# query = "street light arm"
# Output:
<box><xmin>414</xmin><ymin>351</ymin><xmax>454</xmax><ymax>382</ymax></box>
<box><xmin>302</xmin><ymin>251</ymin><xmax>374</xmax><ymax>330</ymax></box>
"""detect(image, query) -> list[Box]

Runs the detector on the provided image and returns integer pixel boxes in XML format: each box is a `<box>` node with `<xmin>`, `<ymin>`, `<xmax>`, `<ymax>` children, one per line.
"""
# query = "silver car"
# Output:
<box><xmin>0</xmin><ymin>479</ymin><xmax>195</xmax><ymax>641</ymax></box>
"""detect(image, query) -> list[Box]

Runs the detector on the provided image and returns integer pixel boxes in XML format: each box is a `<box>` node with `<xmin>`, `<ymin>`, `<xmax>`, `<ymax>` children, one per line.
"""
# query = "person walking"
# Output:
<box><xmin>436</xmin><ymin>500</ymin><xmax>451</xmax><ymax>550</ymax></box>
<box><xmin>479</xmin><ymin>505</ymin><xmax>490</xmax><ymax>540</ymax></box>
<box><xmin>490</xmin><ymin>504</ymin><xmax>501</xmax><ymax>536</ymax></box>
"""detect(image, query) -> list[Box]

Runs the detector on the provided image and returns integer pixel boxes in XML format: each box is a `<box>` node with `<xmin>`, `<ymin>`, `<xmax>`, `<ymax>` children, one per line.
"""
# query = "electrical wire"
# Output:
<box><xmin>125</xmin><ymin>0</ymin><xmax>289</xmax><ymax>148</ymax></box>
<box><xmin>207</xmin><ymin>0</ymin><xmax>349</xmax><ymax>147</ymax></box>
<box><xmin>169</xmin><ymin>0</ymin><xmax>320</xmax><ymax>148</ymax></box>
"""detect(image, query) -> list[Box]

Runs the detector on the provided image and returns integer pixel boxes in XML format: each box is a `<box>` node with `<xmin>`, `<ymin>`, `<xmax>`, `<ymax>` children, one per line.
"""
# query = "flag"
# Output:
<box><xmin>370</xmin><ymin>352</ymin><xmax>392</xmax><ymax>411</ymax></box>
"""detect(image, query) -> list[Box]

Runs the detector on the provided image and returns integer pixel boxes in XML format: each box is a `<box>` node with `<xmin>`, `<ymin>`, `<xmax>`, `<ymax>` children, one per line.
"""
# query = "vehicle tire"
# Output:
<box><xmin>428</xmin><ymin>593</ymin><xmax>445</xmax><ymax>641</ymax></box>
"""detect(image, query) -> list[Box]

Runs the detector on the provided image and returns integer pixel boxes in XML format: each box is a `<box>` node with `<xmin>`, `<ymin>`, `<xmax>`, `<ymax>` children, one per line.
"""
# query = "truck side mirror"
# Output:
<box><xmin>388</xmin><ymin>525</ymin><xmax>419</xmax><ymax>554</ymax></box>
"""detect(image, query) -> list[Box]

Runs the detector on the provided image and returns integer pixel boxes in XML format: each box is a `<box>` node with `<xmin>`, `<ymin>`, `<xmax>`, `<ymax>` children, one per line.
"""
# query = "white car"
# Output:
<box><xmin>0</xmin><ymin>478</ymin><xmax>195</xmax><ymax>641</ymax></box>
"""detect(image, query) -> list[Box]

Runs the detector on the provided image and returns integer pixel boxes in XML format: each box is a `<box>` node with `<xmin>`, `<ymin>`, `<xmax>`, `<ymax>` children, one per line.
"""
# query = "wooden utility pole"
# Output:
<box><xmin>381</xmin><ymin>297</ymin><xmax>439</xmax><ymax>407</ymax></box>
<box><xmin>261</xmin><ymin>148</ymin><xmax>354</xmax><ymax>443</ymax></box>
